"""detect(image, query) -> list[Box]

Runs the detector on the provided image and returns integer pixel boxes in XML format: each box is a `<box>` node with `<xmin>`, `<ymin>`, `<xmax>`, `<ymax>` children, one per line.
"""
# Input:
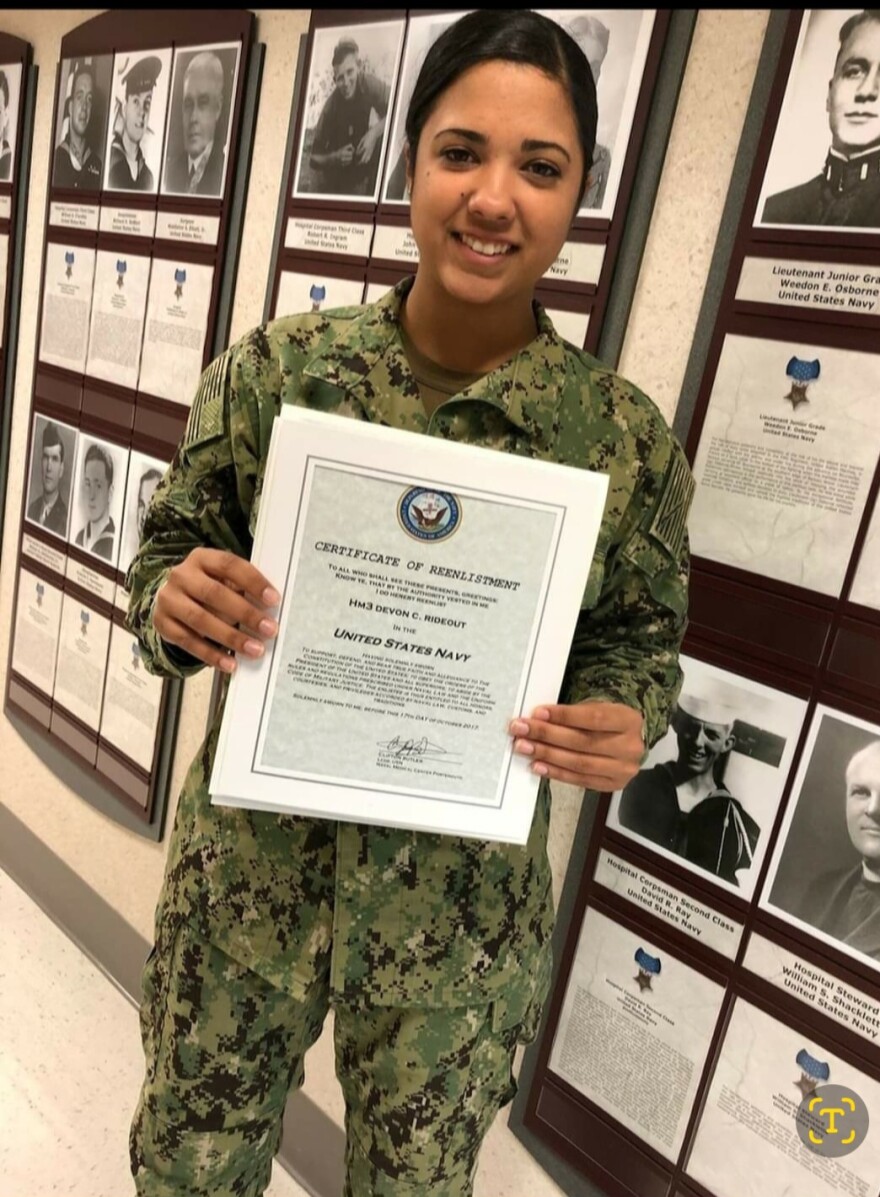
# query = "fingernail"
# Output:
<box><xmin>514</xmin><ymin>739</ymin><xmax>534</xmax><ymax>756</ymax></box>
<box><xmin>243</xmin><ymin>639</ymin><xmax>265</xmax><ymax>658</ymax></box>
<box><xmin>258</xmin><ymin>618</ymin><xmax>278</xmax><ymax>637</ymax></box>
<box><xmin>262</xmin><ymin>587</ymin><xmax>281</xmax><ymax>605</ymax></box>
<box><xmin>532</xmin><ymin>762</ymin><xmax>549</xmax><ymax>775</ymax></box>
<box><xmin>509</xmin><ymin>719</ymin><xmax>529</xmax><ymax>735</ymax></box>
<box><xmin>531</xmin><ymin>707</ymin><xmax>550</xmax><ymax>720</ymax></box>
<box><xmin>218</xmin><ymin>656</ymin><xmax>236</xmax><ymax>674</ymax></box>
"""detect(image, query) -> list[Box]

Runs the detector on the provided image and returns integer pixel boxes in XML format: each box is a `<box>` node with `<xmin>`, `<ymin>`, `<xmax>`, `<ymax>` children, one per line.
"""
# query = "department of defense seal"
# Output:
<box><xmin>398</xmin><ymin>487</ymin><xmax>461</xmax><ymax>542</ymax></box>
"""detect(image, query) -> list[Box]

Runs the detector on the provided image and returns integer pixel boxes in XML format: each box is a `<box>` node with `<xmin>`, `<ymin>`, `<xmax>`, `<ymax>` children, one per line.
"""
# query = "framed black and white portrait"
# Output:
<box><xmin>0</xmin><ymin>61</ymin><xmax>23</xmax><ymax>184</ymax></box>
<box><xmin>293</xmin><ymin>19</ymin><xmax>406</xmax><ymax>203</ymax></box>
<box><xmin>117</xmin><ymin>448</ymin><xmax>168</xmax><ymax>580</ymax></box>
<box><xmin>161</xmin><ymin>41</ymin><xmax>241</xmax><ymax>201</ymax></box>
<box><xmin>103</xmin><ymin>47</ymin><xmax>173</xmax><ymax>196</ymax></box>
<box><xmin>52</xmin><ymin>55</ymin><xmax>112</xmax><ymax>192</ymax></box>
<box><xmin>755</xmin><ymin>10</ymin><xmax>880</xmax><ymax>233</ymax></box>
<box><xmin>607</xmin><ymin>654</ymin><xmax>808</xmax><ymax>899</ymax></box>
<box><xmin>542</xmin><ymin>8</ymin><xmax>656</xmax><ymax>219</ymax></box>
<box><xmin>380</xmin><ymin>11</ymin><xmax>469</xmax><ymax>205</ymax></box>
<box><xmin>68</xmin><ymin>433</ymin><xmax>129</xmax><ymax>569</ymax></box>
<box><xmin>24</xmin><ymin>414</ymin><xmax>78</xmax><ymax>543</ymax></box>
<box><xmin>761</xmin><ymin>706</ymin><xmax>880</xmax><ymax>975</ymax></box>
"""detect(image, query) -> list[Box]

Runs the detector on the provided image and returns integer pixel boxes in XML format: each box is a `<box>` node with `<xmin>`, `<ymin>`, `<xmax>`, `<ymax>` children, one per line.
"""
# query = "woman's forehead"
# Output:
<box><xmin>429</xmin><ymin>60</ymin><xmax>577</xmax><ymax>123</ymax></box>
<box><xmin>425</xmin><ymin>63</ymin><xmax>580</xmax><ymax>155</ymax></box>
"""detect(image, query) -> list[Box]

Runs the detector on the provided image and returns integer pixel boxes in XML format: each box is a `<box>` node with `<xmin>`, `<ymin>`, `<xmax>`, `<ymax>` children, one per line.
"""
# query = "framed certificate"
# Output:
<box><xmin>210</xmin><ymin>406</ymin><xmax>608</xmax><ymax>843</ymax></box>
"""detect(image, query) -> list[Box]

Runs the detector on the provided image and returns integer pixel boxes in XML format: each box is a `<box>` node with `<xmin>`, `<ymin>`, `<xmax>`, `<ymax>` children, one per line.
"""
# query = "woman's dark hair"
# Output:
<box><xmin>405</xmin><ymin>10</ymin><xmax>598</xmax><ymax>196</ymax></box>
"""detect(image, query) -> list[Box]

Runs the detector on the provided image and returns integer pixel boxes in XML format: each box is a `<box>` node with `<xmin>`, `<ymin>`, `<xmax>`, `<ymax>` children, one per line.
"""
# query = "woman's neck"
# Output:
<box><xmin>402</xmin><ymin>274</ymin><xmax>538</xmax><ymax>374</ymax></box>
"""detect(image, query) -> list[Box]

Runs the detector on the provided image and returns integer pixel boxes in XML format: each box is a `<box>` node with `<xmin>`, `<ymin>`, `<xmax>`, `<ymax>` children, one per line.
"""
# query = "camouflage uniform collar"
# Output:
<box><xmin>302</xmin><ymin>277</ymin><xmax>565</xmax><ymax>448</ymax></box>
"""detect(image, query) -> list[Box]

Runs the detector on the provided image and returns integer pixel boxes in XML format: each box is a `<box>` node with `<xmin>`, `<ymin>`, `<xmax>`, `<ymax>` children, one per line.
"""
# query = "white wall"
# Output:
<box><xmin>0</xmin><ymin>8</ymin><xmax>770</xmax><ymax>1193</ymax></box>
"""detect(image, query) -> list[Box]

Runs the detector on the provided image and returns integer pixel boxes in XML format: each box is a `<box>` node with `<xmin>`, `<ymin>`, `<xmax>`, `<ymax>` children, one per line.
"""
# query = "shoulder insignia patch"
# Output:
<box><xmin>648</xmin><ymin>452</ymin><xmax>695</xmax><ymax>559</ymax></box>
<box><xmin>184</xmin><ymin>350</ymin><xmax>231</xmax><ymax>450</ymax></box>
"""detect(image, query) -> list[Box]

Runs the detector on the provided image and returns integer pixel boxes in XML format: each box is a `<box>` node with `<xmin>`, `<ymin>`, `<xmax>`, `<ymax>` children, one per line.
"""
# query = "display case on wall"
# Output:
<box><xmin>264</xmin><ymin>7</ymin><xmax>689</xmax><ymax>358</ymax></box>
<box><xmin>0</xmin><ymin>32</ymin><xmax>35</xmax><ymax>563</ymax></box>
<box><xmin>4</xmin><ymin>10</ymin><xmax>262</xmax><ymax>838</ymax></box>
<box><xmin>516</xmin><ymin>12</ymin><xmax>880</xmax><ymax>1197</ymax></box>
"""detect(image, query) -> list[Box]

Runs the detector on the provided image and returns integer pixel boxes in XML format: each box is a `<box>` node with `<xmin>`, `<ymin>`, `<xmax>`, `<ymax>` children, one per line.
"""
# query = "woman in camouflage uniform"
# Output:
<box><xmin>127</xmin><ymin>10</ymin><xmax>692</xmax><ymax>1196</ymax></box>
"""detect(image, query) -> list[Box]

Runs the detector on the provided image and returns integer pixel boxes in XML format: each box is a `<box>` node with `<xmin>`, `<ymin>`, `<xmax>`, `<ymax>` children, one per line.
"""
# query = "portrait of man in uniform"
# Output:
<box><xmin>105</xmin><ymin>51</ymin><xmax>171</xmax><ymax>194</ymax></box>
<box><xmin>294</xmin><ymin>21</ymin><xmax>404</xmax><ymax>200</ymax></box>
<box><xmin>52</xmin><ymin>56</ymin><xmax>110</xmax><ymax>191</ymax></box>
<box><xmin>162</xmin><ymin>44</ymin><xmax>239</xmax><ymax>199</ymax></box>
<box><xmin>617</xmin><ymin>678</ymin><xmax>761</xmax><ymax>887</ymax></box>
<box><xmin>611</xmin><ymin>656</ymin><xmax>806</xmax><ymax>898</ymax></box>
<box><xmin>118</xmin><ymin>452</ymin><xmax>167</xmax><ymax>580</ymax></box>
<box><xmin>565</xmin><ymin>14</ymin><xmax>612</xmax><ymax>209</ymax></box>
<box><xmin>73</xmin><ymin>442</ymin><xmax>117</xmax><ymax>563</ymax></box>
<box><xmin>381</xmin><ymin>13</ymin><xmax>460</xmax><ymax>203</ymax></box>
<box><xmin>766</xmin><ymin>710</ymin><xmax>880</xmax><ymax>970</ymax></box>
<box><xmin>800</xmin><ymin>741</ymin><xmax>880</xmax><ymax>961</ymax></box>
<box><xmin>760</xmin><ymin>9</ymin><xmax>880</xmax><ymax>229</ymax></box>
<box><xmin>136</xmin><ymin>467</ymin><xmax>163</xmax><ymax>540</ymax></box>
<box><xmin>0</xmin><ymin>62</ymin><xmax>22</xmax><ymax>182</ymax></box>
<box><xmin>0</xmin><ymin>68</ymin><xmax>13</xmax><ymax>181</ymax></box>
<box><xmin>25</xmin><ymin>417</ymin><xmax>76</xmax><ymax>540</ymax></box>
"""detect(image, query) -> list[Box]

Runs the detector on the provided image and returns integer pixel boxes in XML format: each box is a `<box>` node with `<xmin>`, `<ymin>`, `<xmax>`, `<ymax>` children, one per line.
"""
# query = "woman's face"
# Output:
<box><xmin>407</xmin><ymin>60</ymin><xmax>584</xmax><ymax>311</ymax></box>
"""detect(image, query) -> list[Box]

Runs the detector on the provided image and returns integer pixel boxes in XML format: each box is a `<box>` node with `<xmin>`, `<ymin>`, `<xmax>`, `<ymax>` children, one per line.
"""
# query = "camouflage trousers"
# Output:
<box><xmin>130</xmin><ymin>921</ymin><xmax>532</xmax><ymax>1196</ymax></box>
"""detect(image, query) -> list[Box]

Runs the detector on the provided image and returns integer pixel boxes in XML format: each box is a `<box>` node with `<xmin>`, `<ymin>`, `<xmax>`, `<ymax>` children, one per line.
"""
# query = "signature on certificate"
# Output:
<box><xmin>376</xmin><ymin>735</ymin><xmax>457</xmax><ymax>760</ymax></box>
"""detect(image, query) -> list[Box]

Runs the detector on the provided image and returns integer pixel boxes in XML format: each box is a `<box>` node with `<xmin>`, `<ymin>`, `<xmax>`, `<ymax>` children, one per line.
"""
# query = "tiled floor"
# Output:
<box><xmin>1</xmin><ymin>867</ymin><xmax>567</xmax><ymax>1197</ymax></box>
<box><xmin>0</xmin><ymin>868</ymin><xmax>312</xmax><ymax>1197</ymax></box>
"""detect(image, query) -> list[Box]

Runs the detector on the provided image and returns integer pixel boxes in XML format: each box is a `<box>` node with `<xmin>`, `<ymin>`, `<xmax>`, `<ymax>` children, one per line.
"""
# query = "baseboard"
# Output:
<box><xmin>0</xmin><ymin>804</ymin><xmax>346</xmax><ymax>1196</ymax></box>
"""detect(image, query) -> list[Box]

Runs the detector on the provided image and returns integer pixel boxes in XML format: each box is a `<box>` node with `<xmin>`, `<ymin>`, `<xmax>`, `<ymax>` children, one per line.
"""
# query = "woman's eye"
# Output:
<box><xmin>441</xmin><ymin>147</ymin><xmax>474</xmax><ymax>165</ymax></box>
<box><xmin>526</xmin><ymin>160</ymin><xmax>561</xmax><ymax>179</ymax></box>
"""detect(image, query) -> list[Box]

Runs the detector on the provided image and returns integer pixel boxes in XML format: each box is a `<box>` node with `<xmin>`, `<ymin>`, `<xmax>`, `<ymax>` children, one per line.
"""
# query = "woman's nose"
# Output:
<box><xmin>466</xmin><ymin>164</ymin><xmax>515</xmax><ymax>223</ymax></box>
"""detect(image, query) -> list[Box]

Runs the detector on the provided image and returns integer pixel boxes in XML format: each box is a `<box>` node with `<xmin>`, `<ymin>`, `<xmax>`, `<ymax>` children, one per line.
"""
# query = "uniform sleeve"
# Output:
<box><xmin>311</xmin><ymin>92</ymin><xmax>338</xmax><ymax>158</ymax></box>
<box><xmin>365</xmin><ymin>72</ymin><xmax>390</xmax><ymax>118</ymax></box>
<box><xmin>560</xmin><ymin>434</ymin><xmax>693</xmax><ymax>750</ymax></box>
<box><xmin>123</xmin><ymin>331</ymin><xmax>279</xmax><ymax>678</ymax></box>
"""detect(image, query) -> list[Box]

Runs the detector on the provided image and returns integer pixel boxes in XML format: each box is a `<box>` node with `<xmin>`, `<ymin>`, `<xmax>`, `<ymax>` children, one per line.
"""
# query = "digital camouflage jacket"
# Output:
<box><xmin>126</xmin><ymin>279</ymin><xmax>693</xmax><ymax>1022</ymax></box>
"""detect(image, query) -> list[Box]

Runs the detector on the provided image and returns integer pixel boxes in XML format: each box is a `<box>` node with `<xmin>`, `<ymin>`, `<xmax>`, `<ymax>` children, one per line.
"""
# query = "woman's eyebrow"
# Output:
<box><xmin>522</xmin><ymin>138</ymin><xmax>571</xmax><ymax>162</ymax></box>
<box><xmin>433</xmin><ymin>127</ymin><xmax>486</xmax><ymax>144</ymax></box>
<box><xmin>433</xmin><ymin>128</ymin><xmax>572</xmax><ymax>162</ymax></box>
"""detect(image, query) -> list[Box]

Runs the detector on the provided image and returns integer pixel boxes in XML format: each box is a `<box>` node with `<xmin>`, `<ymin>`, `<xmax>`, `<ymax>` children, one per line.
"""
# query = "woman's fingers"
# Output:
<box><xmin>154</xmin><ymin>548</ymin><xmax>280</xmax><ymax>671</ymax></box>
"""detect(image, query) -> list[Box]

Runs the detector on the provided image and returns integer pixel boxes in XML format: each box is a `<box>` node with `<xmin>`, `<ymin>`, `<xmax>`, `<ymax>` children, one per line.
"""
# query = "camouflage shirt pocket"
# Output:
<box><xmin>621</xmin><ymin>528</ymin><xmax>688</xmax><ymax>618</ymax></box>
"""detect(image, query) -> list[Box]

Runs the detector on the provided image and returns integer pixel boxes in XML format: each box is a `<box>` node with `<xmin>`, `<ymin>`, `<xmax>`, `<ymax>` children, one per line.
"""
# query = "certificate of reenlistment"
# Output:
<box><xmin>210</xmin><ymin>407</ymin><xmax>608</xmax><ymax>843</ymax></box>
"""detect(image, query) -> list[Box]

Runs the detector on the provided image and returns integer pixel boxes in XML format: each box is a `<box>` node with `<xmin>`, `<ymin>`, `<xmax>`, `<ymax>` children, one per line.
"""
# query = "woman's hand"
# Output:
<box><xmin>153</xmin><ymin>548</ymin><xmax>280</xmax><ymax>674</ymax></box>
<box><xmin>509</xmin><ymin>702</ymin><xmax>644</xmax><ymax>791</ymax></box>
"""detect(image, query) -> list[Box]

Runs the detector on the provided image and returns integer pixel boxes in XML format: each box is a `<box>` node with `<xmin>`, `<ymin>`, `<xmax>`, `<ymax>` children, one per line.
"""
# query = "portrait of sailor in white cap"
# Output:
<box><xmin>107</xmin><ymin>54</ymin><xmax>162</xmax><ymax>191</ymax></box>
<box><xmin>618</xmin><ymin>676</ymin><xmax>760</xmax><ymax>886</ymax></box>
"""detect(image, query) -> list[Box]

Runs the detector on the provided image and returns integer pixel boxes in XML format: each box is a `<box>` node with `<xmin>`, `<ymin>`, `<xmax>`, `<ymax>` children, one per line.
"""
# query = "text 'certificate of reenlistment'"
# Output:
<box><xmin>210</xmin><ymin>407</ymin><xmax>609</xmax><ymax>844</ymax></box>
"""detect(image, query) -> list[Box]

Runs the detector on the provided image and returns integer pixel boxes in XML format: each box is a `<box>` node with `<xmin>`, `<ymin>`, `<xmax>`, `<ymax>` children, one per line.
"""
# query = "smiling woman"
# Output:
<box><xmin>125</xmin><ymin>10</ymin><xmax>694</xmax><ymax>1197</ymax></box>
<box><xmin>401</xmin><ymin>12</ymin><xmax>596</xmax><ymax>373</ymax></box>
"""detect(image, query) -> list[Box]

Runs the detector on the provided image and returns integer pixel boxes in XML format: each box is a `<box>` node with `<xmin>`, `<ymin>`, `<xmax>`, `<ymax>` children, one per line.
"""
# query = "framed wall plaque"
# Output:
<box><xmin>4</xmin><ymin>9</ymin><xmax>260</xmax><ymax>836</ymax></box>
<box><xmin>264</xmin><ymin>7</ymin><xmax>695</xmax><ymax>366</ymax></box>
<box><xmin>518</xmin><ymin>12</ymin><xmax>880</xmax><ymax>1196</ymax></box>
<box><xmin>0</xmin><ymin>33</ymin><xmax>35</xmax><ymax>563</ymax></box>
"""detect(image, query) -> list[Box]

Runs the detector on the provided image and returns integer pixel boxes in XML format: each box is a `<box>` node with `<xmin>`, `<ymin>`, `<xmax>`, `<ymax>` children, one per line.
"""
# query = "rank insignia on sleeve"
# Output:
<box><xmin>648</xmin><ymin>453</ymin><xmax>695</xmax><ymax>559</ymax></box>
<box><xmin>184</xmin><ymin>350</ymin><xmax>231</xmax><ymax>450</ymax></box>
